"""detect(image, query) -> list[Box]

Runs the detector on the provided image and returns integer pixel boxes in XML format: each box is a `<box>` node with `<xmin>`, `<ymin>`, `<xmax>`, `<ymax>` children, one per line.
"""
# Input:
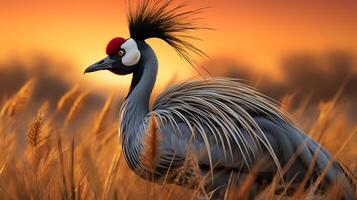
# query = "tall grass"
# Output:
<box><xmin>0</xmin><ymin>79</ymin><xmax>356</xmax><ymax>200</ymax></box>
<box><xmin>0</xmin><ymin>78</ymin><xmax>36</xmax><ymax>117</ymax></box>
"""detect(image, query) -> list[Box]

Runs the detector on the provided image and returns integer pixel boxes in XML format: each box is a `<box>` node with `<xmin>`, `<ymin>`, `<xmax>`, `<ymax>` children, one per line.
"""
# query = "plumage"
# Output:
<box><xmin>84</xmin><ymin>0</ymin><xmax>355</xmax><ymax>199</ymax></box>
<box><xmin>127</xmin><ymin>0</ymin><xmax>208</xmax><ymax>65</ymax></box>
<box><xmin>116</xmin><ymin>41</ymin><xmax>354</xmax><ymax>199</ymax></box>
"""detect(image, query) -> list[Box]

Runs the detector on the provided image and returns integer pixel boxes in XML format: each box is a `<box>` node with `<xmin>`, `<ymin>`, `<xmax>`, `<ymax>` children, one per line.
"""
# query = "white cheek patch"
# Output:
<box><xmin>121</xmin><ymin>38</ymin><xmax>141</xmax><ymax>66</ymax></box>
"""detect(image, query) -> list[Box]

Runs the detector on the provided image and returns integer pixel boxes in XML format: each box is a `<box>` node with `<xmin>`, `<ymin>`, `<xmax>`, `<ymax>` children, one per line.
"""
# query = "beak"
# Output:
<box><xmin>84</xmin><ymin>56</ymin><xmax>116</xmax><ymax>74</ymax></box>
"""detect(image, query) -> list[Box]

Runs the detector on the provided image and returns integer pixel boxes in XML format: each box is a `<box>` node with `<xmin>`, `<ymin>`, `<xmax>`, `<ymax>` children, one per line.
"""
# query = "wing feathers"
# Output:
<box><xmin>152</xmin><ymin>78</ymin><xmax>287</xmax><ymax>175</ymax></box>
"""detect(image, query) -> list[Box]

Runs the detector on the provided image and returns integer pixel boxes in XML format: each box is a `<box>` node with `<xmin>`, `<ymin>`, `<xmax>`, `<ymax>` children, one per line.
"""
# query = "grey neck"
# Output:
<box><xmin>120</xmin><ymin>41</ymin><xmax>158</xmax><ymax>142</ymax></box>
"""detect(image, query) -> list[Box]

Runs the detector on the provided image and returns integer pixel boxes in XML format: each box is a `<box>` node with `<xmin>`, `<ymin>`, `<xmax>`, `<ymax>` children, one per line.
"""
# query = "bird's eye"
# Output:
<box><xmin>118</xmin><ymin>49</ymin><xmax>125</xmax><ymax>57</ymax></box>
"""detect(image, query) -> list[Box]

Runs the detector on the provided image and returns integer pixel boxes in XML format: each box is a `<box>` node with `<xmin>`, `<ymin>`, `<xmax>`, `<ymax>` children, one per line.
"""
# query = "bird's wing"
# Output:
<box><xmin>147</xmin><ymin>78</ymin><xmax>351</xmax><ymax>190</ymax></box>
<box><xmin>151</xmin><ymin>78</ymin><xmax>286</xmax><ymax>171</ymax></box>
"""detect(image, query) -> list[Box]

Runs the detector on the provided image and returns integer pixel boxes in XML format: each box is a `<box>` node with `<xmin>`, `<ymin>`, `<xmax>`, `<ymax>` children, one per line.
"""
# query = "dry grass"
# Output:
<box><xmin>27</xmin><ymin>109</ymin><xmax>45</xmax><ymax>148</ymax></box>
<box><xmin>65</xmin><ymin>91</ymin><xmax>89</xmax><ymax>125</ymax></box>
<box><xmin>94</xmin><ymin>95</ymin><xmax>114</xmax><ymax>136</ymax></box>
<box><xmin>0</xmin><ymin>78</ymin><xmax>36</xmax><ymax>117</ymax></box>
<box><xmin>0</xmin><ymin>79</ymin><xmax>356</xmax><ymax>200</ymax></box>
<box><xmin>141</xmin><ymin>114</ymin><xmax>161</xmax><ymax>172</ymax></box>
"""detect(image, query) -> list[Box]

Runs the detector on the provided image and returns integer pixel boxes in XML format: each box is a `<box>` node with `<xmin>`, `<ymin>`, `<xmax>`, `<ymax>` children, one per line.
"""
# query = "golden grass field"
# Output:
<box><xmin>0</xmin><ymin>77</ymin><xmax>356</xmax><ymax>200</ymax></box>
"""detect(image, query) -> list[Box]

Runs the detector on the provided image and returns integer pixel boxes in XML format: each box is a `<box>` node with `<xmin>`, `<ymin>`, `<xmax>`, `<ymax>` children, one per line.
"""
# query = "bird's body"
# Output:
<box><xmin>118</xmin><ymin>42</ymin><xmax>354</xmax><ymax>199</ymax></box>
<box><xmin>84</xmin><ymin>0</ymin><xmax>355</xmax><ymax>199</ymax></box>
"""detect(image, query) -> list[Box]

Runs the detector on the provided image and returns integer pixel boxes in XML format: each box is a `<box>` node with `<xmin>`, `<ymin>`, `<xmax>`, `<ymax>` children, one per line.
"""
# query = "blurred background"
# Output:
<box><xmin>1</xmin><ymin>0</ymin><xmax>357</xmax><ymax>120</ymax></box>
<box><xmin>0</xmin><ymin>1</ymin><xmax>356</xmax><ymax>199</ymax></box>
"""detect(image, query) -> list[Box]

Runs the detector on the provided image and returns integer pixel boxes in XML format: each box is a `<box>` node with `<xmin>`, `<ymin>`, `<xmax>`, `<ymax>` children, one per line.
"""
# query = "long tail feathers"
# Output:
<box><xmin>289</xmin><ymin>127</ymin><xmax>355</xmax><ymax>199</ymax></box>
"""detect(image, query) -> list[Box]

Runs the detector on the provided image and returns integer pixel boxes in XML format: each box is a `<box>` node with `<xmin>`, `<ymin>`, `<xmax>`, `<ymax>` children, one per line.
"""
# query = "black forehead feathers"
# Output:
<box><xmin>127</xmin><ymin>0</ymin><xmax>209</xmax><ymax>66</ymax></box>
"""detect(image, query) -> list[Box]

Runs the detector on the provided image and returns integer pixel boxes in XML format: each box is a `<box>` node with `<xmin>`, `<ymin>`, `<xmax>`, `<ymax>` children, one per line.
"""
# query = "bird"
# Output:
<box><xmin>84</xmin><ymin>0</ymin><xmax>355</xmax><ymax>199</ymax></box>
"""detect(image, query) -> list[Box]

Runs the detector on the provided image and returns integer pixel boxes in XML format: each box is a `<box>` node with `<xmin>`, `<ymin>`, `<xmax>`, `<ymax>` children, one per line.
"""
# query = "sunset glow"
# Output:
<box><xmin>1</xmin><ymin>0</ymin><xmax>357</xmax><ymax>88</ymax></box>
<box><xmin>0</xmin><ymin>1</ymin><xmax>356</xmax><ymax>199</ymax></box>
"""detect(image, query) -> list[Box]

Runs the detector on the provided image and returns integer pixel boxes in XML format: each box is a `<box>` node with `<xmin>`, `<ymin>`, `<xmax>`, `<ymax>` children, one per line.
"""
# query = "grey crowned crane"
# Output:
<box><xmin>84</xmin><ymin>0</ymin><xmax>355</xmax><ymax>199</ymax></box>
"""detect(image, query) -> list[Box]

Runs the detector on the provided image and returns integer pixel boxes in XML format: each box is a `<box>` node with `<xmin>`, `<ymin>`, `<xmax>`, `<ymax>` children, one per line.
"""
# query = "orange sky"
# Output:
<box><xmin>1</xmin><ymin>0</ymin><xmax>357</xmax><ymax>89</ymax></box>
